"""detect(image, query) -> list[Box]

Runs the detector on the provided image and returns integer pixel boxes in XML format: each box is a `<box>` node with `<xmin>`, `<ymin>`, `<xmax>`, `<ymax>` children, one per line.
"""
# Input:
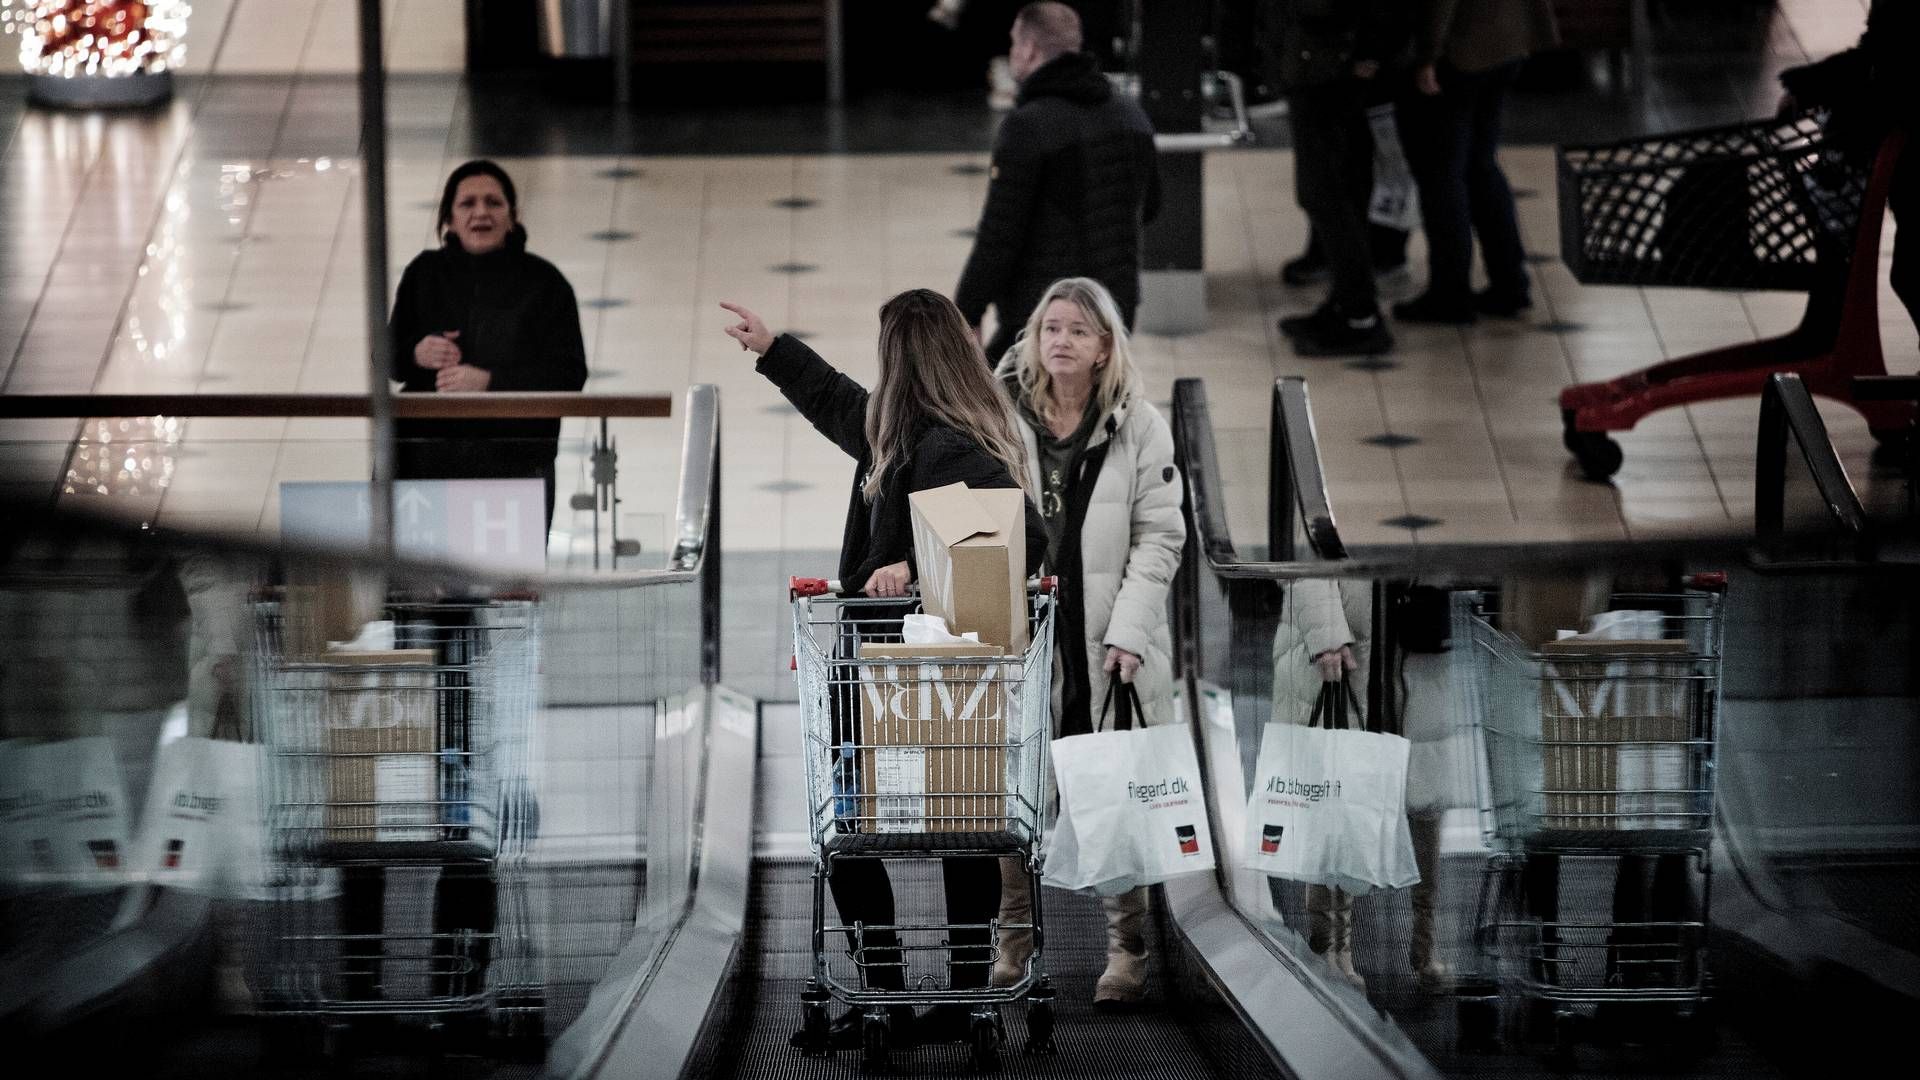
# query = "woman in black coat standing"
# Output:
<box><xmin>392</xmin><ymin>159</ymin><xmax>588</xmax><ymax>526</ymax></box>
<box><xmin>721</xmin><ymin>289</ymin><xmax>1047</xmax><ymax>1049</ymax></box>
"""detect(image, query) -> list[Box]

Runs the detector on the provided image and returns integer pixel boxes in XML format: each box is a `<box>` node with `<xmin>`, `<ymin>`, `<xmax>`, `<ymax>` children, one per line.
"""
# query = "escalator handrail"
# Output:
<box><xmin>1755</xmin><ymin>372</ymin><xmax>1871</xmax><ymax>542</ymax></box>
<box><xmin>1271</xmin><ymin>376</ymin><xmax>1346</xmax><ymax>561</ymax></box>
<box><xmin>1174</xmin><ymin>376</ymin><xmax>1348</xmax><ymax>572</ymax></box>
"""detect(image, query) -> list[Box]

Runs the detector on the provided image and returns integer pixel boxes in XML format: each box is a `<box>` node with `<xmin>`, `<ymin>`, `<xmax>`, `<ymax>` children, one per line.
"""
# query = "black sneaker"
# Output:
<box><xmin>1287</xmin><ymin>305</ymin><xmax>1394</xmax><ymax>357</ymax></box>
<box><xmin>1474</xmin><ymin>287</ymin><xmax>1533</xmax><ymax>318</ymax></box>
<box><xmin>1392</xmin><ymin>292</ymin><xmax>1476</xmax><ymax>325</ymax></box>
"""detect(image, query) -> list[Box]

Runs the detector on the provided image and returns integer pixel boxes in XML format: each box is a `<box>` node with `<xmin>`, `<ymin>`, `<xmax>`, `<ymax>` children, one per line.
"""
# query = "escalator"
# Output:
<box><xmin>1169</xmin><ymin>373</ymin><xmax>1920</xmax><ymax>1080</ymax></box>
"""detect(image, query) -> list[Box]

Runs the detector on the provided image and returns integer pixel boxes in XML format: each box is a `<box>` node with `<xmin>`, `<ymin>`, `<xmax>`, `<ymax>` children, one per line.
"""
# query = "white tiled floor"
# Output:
<box><xmin>178</xmin><ymin>0</ymin><xmax>466</xmax><ymax>76</ymax></box>
<box><xmin>1</xmin><ymin>32</ymin><xmax>1913</xmax><ymax>562</ymax></box>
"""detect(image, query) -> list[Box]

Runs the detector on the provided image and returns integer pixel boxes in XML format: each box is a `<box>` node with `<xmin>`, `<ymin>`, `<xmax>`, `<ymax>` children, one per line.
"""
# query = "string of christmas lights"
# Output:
<box><xmin>1</xmin><ymin>1</ymin><xmax>190</xmax><ymax>79</ymax></box>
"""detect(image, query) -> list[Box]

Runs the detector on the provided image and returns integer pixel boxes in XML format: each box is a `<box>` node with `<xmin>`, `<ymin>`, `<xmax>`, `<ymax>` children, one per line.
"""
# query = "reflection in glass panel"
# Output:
<box><xmin>0</xmin><ymin>514</ymin><xmax>705</xmax><ymax>1070</ymax></box>
<box><xmin>1198</xmin><ymin>560</ymin><xmax>1918</xmax><ymax>1074</ymax></box>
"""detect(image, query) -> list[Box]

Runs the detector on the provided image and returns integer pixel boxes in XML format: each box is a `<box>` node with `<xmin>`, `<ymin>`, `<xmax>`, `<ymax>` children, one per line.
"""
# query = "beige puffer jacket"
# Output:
<box><xmin>1009</xmin><ymin>388</ymin><xmax>1186</xmax><ymax>731</ymax></box>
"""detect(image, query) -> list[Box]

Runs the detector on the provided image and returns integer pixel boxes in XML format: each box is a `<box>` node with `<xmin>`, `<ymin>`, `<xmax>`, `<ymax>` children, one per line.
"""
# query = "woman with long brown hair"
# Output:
<box><xmin>721</xmin><ymin>288</ymin><xmax>1047</xmax><ymax>1049</ymax></box>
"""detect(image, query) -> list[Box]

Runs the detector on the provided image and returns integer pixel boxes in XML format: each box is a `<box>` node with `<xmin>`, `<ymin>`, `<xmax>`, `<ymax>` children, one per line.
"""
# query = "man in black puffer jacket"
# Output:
<box><xmin>956</xmin><ymin>2</ymin><xmax>1160</xmax><ymax>365</ymax></box>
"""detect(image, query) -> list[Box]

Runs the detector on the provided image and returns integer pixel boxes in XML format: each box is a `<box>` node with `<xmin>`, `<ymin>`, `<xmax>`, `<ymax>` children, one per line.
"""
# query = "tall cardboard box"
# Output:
<box><xmin>323</xmin><ymin>650</ymin><xmax>438</xmax><ymax>843</ymax></box>
<box><xmin>854</xmin><ymin>642</ymin><xmax>1010</xmax><ymax>833</ymax></box>
<box><xmin>1537</xmin><ymin>638</ymin><xmax>1690</xmax><ymax>831</ymax></box>
<box><xmin>908</xmin><ymin>483</ymin><xmax>1029</xmax><ymax>653</ymax></box>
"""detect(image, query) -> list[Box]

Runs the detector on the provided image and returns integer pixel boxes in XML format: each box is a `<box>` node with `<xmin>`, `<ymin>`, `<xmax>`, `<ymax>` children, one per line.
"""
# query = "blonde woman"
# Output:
<box><xmin>722</xmin><ymin>289</ymin><xmax>1047</xmax><ymax>1048</ymax></box>
<box><xmin>988</xmin><ymin>277</ymin><xmax>1186</xmax><ymax>1008</ymax></box>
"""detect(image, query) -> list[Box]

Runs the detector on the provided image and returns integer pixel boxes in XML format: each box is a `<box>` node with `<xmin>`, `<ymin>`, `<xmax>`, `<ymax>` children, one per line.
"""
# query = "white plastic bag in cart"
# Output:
<box><xmin>0</xmin><ymin>737</ymin><xmax>134</xmax><ymax>892</ymax></box>
<box><xmin>129</xmin><ymin>735</ymin><xmax>275</xmax><ymax>899</ymax></box>
<box><xmin>1043</xmin><ymin>680</ymin><xmax>1215</xmax><ymax>895</ymax></box>
<box><xmin>1242</xmin><ymin>683</ymin><xmax>1419</xmax><ymax>894</ymax></box>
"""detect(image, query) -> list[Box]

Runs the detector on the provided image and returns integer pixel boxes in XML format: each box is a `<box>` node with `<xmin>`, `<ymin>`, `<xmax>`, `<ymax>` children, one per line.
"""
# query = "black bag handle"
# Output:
<box><xmin>1097</xmin><ymin>673</ymin><xmax>1146</xmax><ymax>732</ymax></box>
<box><xmin>1308</xmin><ymin>679</ymin><xmax>1354</xmax><ymax>731</ymax></box>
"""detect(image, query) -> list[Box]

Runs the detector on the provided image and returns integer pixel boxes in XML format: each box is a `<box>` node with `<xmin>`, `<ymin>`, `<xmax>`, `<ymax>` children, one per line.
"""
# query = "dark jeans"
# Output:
<box><xmin>1288</xmin><ymin>77</ymin><xmax>1378</xmax><ymax>314</ymax></box>
<box><xmin>342</xmin><ymin>863</ymin><xmax>498</xmax><ymax>1001</ymax></box>
<box><xmin>1397</xmin><ymin>60</ymin><xmax>1529</xmax><ymax>305</ymax></box>
<box><xmin>829</xmin><ymin>856</ymin><xmax>1003</xmax><ymax>992</ymax></box>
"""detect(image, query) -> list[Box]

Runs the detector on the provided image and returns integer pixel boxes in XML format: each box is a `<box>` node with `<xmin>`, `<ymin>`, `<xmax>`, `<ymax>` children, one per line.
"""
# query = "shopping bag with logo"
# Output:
<box><xmin>129</xmin><ymin>735</ymin><xmax>274</xmax><ymax>898</ymax></box>
<box><xmin>0</xmin><ymin>736</ymin><xmax>134</xmax><ymax>892</ymax></box>
<box><xmin>1242</xmin><ymin>681</ymin><xmax>1419</xmax><ymax>894</ymax></box>
<box><xmin>1042</xmin><ymin>677</ymin><xmax>1215</xmax><ymax>895</ymax></box>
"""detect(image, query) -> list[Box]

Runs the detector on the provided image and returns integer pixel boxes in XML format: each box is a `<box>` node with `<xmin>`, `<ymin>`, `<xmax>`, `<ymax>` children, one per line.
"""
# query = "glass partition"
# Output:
<box><xmin>0</xmin><ymin>386</ymin><xmax>715</xmax><ymax>1071</ymax></box>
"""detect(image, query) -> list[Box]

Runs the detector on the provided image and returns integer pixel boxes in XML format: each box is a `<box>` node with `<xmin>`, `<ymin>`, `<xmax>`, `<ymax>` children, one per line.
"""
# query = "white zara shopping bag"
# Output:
<box><xmin>1042</xmin><ymin>682</ymin><xmax>1215</xmax><ymax>895</ymax></box>
<box><xmin>0</xmin><ymin>737</ymin><xmax>134</xmax><ymax>892</ymax></box>
<box><xmin>129</xmin><ymin>736</ymin><xmax>274</xmax><ymax>899</ymax></box>
<box><xmin>1242</xmin><ymin>684</ymin><xmax>1419</xmax><ymax>895</ymax></box>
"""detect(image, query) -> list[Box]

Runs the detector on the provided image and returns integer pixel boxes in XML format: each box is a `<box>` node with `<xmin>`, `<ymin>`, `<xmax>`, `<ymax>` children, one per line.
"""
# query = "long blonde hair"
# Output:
<box><xmin>864</xmin><ymin>289</ymin><xmax>1032</xmax><ymax>500</ymax></box>
<box><xmin>1001</xmin><ymin>277</ymin><xmax>1138</xmax><ymax>427</ymax></box>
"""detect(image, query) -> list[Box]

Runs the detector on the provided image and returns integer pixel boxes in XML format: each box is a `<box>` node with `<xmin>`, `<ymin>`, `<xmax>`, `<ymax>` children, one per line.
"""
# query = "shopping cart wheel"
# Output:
<box><xmin>968</xmin><ymin>1012</ymin><xmax>1002</xmax><ymax>1073</ymax></box>
<box><xmin>860</xmin><ymin>1009</ymin><xmax>891</xmax><ymax>1074</ymax></box>
<box><xmin>1564</xmin><ymin>426</ymin><xmax>1624</xmax><ymax>482</ymax></box>
<box><xmin>798</xmin><ymin>988</ymin><xmax>832</xmax><ymax>1058</ymax></box>
<box><xmin>1024</xmin><ymin>1000</ymin><xmax>1057</xmax><ymax>1056</ymax></box>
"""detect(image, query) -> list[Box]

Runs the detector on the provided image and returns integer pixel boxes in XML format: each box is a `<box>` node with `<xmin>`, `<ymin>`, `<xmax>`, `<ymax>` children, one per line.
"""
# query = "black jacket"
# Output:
<box><xmin>389</xmin><ymin>235</ymin><xmax>588</xmax><ymax>471</ymax></box>
<box><xmin>954</xmin><ymin>52</ymin><xmax>1160</xmax><ymax>337</ymax></box>
<box><xmin>756</xmin><ymin>334</ymin><xmax>1047</xmax><ymax>593</ymax></box>
<box><xmin>1256</xmin><ymin>0</ymin><xmax>1411</xmax><ymax>91</ymax></box>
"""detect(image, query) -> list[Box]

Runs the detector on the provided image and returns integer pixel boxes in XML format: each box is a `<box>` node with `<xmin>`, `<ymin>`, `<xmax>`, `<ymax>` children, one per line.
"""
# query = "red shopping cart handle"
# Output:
<box><xmin>1686</xmin><ymin>572</ymin><xmax>1728</xmax><ymax>591</ymax></box>
<box><xmin>789</xmin><ymin>576</ymin><xmax>833</xmax><ymax>598</ymax></box>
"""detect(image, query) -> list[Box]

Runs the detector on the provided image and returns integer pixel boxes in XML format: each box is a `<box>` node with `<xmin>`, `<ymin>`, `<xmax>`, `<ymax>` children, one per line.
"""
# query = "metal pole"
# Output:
<box><xmin>358</xmin><ymin>0</ymin><xmax>395</xmax><ymax>558</ymax></box>
<box><xmin>614</xmin><ymin>0</ymin><xmax>632</xmax><ymax>106</ymax></box>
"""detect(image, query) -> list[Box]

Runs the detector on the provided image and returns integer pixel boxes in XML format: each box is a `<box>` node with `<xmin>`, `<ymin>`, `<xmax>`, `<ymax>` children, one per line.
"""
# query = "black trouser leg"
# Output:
<box><xmin>942</xmin><ymin>856</ymin><xmax>1003</xmax><ymax>991</ymax></box>
<box><xmin>828</xmin><ymin>858</ymin><xmax>905</xmax><ymax>991</ymax></box>
<box><xmin>1462</xmin><ymin>61</ymin><xmax>1528</xmax><ymax>298</ymax></box>
<box><xmin>340</xmin><ymin>866</ymin><xmax>386</xmax><ymax>1000</ymax></box>
<box><xmin>434</xmin><ymin>862</ymin><xmax>499</xmax><ymax>999</ymax></box>
<box><xmin>1289</xmin><ymin>78</ymin><xmax>1378</xmax><ymax>314</ymax></box>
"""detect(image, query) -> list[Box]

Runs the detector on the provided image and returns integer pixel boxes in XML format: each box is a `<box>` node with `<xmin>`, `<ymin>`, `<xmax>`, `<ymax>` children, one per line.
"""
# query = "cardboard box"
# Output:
<box><xmin>323</xmin><ymin>650</ymin><xmax>438</xmax><ymax>843</ymax></box>
<box><xmin>1536</xmin><ymin>639</ymin><xmax>1691</xmax><ymax>831</ymax></box>
<box><xmin>909</xmin><ymin>483</ymin><xmax>1029</xmax><ymax>654</ymax></box>
<box><xmin>854</xmin><ymin>642</ymin><xmax>1010</xmax><ymax>833</ymax></box>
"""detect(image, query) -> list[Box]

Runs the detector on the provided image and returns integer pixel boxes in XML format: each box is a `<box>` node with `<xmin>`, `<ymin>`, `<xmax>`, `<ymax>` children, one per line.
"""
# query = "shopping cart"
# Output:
<box><xmin>1554</xmin><ymin>112</ymin><xmax>1913</xmax><ymax>480</ymax></box>
<box><xmin>250</xmin><ymin>594</ymin><xmax>542</xmax><ymax>1051</ymax></box>
<box><xmin>1458</xmin><ymin>577</ymin><xmax>1727</xmax><ymax>1059</ymax></box>
<box><xmin>788</xmin><ymin>576</ymin><xmax>1057</xmax><ymax>1073</ymax></box>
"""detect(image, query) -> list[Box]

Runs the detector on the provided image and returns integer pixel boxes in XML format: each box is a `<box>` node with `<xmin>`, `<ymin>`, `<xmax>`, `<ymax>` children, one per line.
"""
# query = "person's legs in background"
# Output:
<box><xmin>1283</xmin><ymin>80</ymin><xmax>1393</xmax><ymax>355</ymax></box>
<box><xmin>1394</xmin><ymin>73</ymin><xmax>1478</xmax><ymax>323</ymax></box>
<box><xmin>1462</xmin><ymin>60</ymin><xmax>1532</xmax><ymax>315</ymax></box>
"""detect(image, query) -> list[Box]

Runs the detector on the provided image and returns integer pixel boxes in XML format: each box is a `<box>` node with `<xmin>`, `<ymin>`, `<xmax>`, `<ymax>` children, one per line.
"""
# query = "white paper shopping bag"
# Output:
<box><xmin>1242</xmin><ymin>684</ymin><xmax>1418</xmax><ymax>894</ymax></box>
<box><xmin>130</xmin><ymin>735</ymin><xmax>273</xmax><ymax>898</ymax></box>
<box><xmin>0</xmin><ymin>737</ymin><xmax>134</xmax><ymax>891</ymax></box>
<box><xmin>1043</xmin><ymin>681</ymin><xmax>1214</xmax><ymax>894</ymax></box>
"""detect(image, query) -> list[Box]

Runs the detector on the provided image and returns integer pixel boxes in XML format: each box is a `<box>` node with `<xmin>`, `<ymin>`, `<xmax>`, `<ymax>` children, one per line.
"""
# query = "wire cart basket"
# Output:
<box><xmin>1553</xmin><ymin>113</ymin><xmax>1914</xmax><ymax>480</ymax></box>
<box><xmin>787</xmin><ymin>576</ymin><xmax>1057</xmax><ymax>1072</ymax></box>
<box><xmin>249</xmin><ymin>594</ymin><xmax>543</xmax><ymax>1050</ymax></box>
<box><xmin>1457</xmin><ymin>578</ymin><xmax>1727</xmax><ymax>1059</ymax></box>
